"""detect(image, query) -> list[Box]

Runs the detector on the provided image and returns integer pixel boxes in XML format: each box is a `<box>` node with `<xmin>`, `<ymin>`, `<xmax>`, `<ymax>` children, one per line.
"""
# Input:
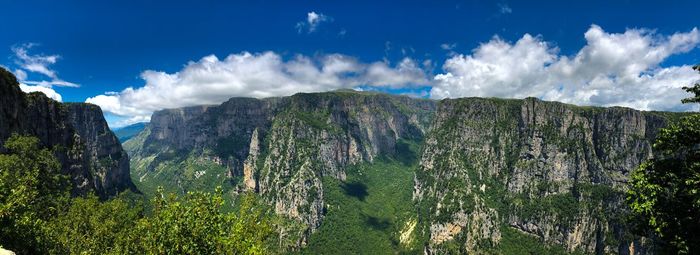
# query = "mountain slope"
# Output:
<box><xmin>0</xmin><ymin>68</ymin><xmax>136</xmax><ymax>198</ymax></box>
<box><xmin>126</xmin><ymin>91</ymin><xmax>687</xmax><ymax>254</ymax></box>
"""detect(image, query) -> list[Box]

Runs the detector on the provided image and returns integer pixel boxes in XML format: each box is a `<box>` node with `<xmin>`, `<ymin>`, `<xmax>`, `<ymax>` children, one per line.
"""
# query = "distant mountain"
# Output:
<box><xmin>113</xmin><ymin>122</ymin><xmax>147</xmax><ymax>142</ymax></box>
<box><xmin>0</xmin><ymin>68</ymin><xmax>136</xmax><ymax>198</ymax></box>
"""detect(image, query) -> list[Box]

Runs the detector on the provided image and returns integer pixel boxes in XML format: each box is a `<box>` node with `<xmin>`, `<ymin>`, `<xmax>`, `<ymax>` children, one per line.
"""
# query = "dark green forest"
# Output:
<box><xmin>0</xmin><ymin>134</ymin><xmax>274</xmax><ymax>254</ymax></box>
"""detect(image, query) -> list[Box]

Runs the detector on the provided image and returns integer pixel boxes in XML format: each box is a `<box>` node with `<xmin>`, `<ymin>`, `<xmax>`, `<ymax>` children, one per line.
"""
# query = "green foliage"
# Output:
<box><xmin>43</xmin><ymin>194</ymin><xmax>143</xmax><ymax>254</ymax></box>
<box><xmin>300</xmin><ymin>159</ymin><xmax>423</xmax><ymax>254</ymax></box>
<box><xmin>121</xmin><ymin>189</ymin><xmax>273</xmax><ymax>255</ymax></box>
<box><xmin>627</xmin><ymin>114</ymin><xmax>700</xmax><ymax>253</ymax></box>
<box><xmin>0</xmin><ymin>134</ymin><xmax>274</xmax><ymax>255</ymax></box>
<box><xmin>680</xmin><ymin>65</ymin><xmax>700</xmax><ymax>104</ymax></box>
<box><xmin>0</xmin><ymin>134</ymin><xmax>70</xmax><ymax>254</ymax></box>
<box><xmin>215</xmin><ymin>136</ymin><xmax>248</xmax><ymax>158</ymax></box>
<box><xmin>514</xmin><ymin>191</ymin><xmax>581</xmax><ymax>229</ymax></box>
<box><xmin>498</xmin><ymin>227</ymin><xmax>585</xmax><ymax>255</ymax></box>
<box><xmin>289</xmin><ymin>109</ymin><xmax>342</xmax><ymax>133</ymax></box>
<box><xmin>132</xmin><ymin>151</ymin><xmax>233</xmax><ymax>201</ymax></box>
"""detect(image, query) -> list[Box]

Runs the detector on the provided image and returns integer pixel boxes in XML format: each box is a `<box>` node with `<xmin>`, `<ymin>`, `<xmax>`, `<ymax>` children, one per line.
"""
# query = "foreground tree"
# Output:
<box><xmin>0</xmin><ymin>135</ymin><xmax>69</xmax><ymax>254</ymax></box>
<box><xmin>627</xmin><ymin>64</ymin><xmax>700</xmax><ymax>253</ymax></box>
<box><xmin>681</xmin><ymin>65</ymin><xmax>700</xmax><ymax>104</ymax></box>
<box><xmin>43</xmin><ymin>194</ymin><xmax>143</xmax><ymax>254</ymax></box>
<box><xmin>0</xmin><ymin>134</ymin><xmax>274</xmax><ymax>254</ymax></box>
<box><xmin>120</xmin><ymin>188</ymin><xmax>274</xmax><ymax>255</ymax></box>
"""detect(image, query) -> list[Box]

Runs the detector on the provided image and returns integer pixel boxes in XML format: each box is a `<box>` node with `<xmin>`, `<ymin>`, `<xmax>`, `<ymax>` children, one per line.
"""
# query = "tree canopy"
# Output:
<box><xmin>627</xmin><ymin>64</ymin><xmax>700</xmax><ymax>253</ymax></box>
<box><xmin>0</xmin><ymin>135</ymin><xmax>69</xmax><ymax>254</ymax></box>
<box><xmin>0</xmin><ymin>134</ymin><xmax>274</xmax><ymax>255</ymax></box>
<box><xmin>680</xmin><ymin>64</ymin><xmax>700</xmax><ymax>104</ymax></box>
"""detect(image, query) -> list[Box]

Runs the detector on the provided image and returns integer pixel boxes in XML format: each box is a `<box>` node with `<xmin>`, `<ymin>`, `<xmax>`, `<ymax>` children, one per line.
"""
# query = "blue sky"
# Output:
<box><xmin>1</xmin><ymin>0</ymin><xmax>699</xmax><ymax>127</ymax></box>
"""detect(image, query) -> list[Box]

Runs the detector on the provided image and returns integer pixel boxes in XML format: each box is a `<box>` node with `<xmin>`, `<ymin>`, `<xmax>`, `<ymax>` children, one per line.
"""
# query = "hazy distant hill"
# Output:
<box><xmin>113</xmin><ymin>122</ymin><xmax>147</xmax><ymax>143</ymax></box>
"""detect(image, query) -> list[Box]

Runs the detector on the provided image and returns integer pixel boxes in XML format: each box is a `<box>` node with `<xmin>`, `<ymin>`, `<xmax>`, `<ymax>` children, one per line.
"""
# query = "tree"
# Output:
<box><xmin>118</xmin><ymin>187</ymin><xmax>274</xmax><ymax>255</ymax></box>
<box><xmin>0</xmin><ymin>134</ymin><xmax>70</xmax><ymax>254</ymax></box>
<box><xmin>43</xmin><ymin>194</ymin><xmax>143</xmax><ymax>254</ymax></box>
<box><xmin>0</xmin><ymin>134</ymin><xmax>275</xmax><ymax>254</ymax></box>
<box><xmin>681</xmin><ymin>64</ymin><xmax>700</xmax><ymax>104</ymax></box>
<box><xmin>627</xmin><ymin>64</ymin><xmax>700</xmax><ymax>253</ymax></box>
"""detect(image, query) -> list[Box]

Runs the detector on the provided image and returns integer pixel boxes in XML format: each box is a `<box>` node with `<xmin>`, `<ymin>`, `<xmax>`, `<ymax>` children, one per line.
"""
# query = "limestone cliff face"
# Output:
<box><xmin>142</xmin><ymin>97</ymin><xmax>278</xmax><ymax>176</ymax></box>
<box><xmin>414</xmin><ymin>97</ymin><xmax>678</xmax><ymax>254</ymax></box>
<box><xmin>253</xmin><ymin>92</ymin><xmax>435</xmax><ymax>245</ymax></box>
<box><xmin>64</xmin><ymin>103</ymin><xmax>135</xmax><ymax>197</ymax></box>
<box><xmin>0</xmin><ymin>68</ymin><xmax>135</xmax><ymax>198</ymax></box>
<box><xmin>129</xmin><ymin>90</ymin><xmax>435</xmax><ymax>245</ymax></box>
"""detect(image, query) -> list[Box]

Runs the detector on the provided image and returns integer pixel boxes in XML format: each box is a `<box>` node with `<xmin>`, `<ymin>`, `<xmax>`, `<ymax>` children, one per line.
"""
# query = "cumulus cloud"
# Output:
<box><xmin>432</xmin><ymin>25</ymin><xmax>700</xmax><ymax>111</ymax></box>
<box><xmin>296</xmin><ymin>11</ymin><xmax>330</xmax><ymax>33</ymax></box>
<box><xmin>19</xmin><ymin>83</ymin><xmax>62</xmax><ymax>101</ymax></box>
<box><xmin>86</xmin><ymin>52</ymin><xmax>429</xmax><ymax>126</ymax></box>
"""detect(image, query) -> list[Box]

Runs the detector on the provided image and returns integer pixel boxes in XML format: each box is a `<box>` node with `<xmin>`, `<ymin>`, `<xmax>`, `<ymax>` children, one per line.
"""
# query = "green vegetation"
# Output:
<box><xmin>680</xmin><ymin>64</ymin><xmax>700</xmax><ymax>104</ymax></box>
<box><xmin>44</xmin><ymin>193</ymin><xmax>143</xmax><ymax>254</ymax></box>
<box><xmin>627</xmin><ymin>67</ymin><xmax>700</xmax><ymax>254</ymax></box>
<box><xmin>0</xmin><ymin>135</ymin><xmax>69</xmax><ymax>254</ymax></box>
<box><xmin>498</xmin><ymin>227</ymin><xmax>585</xmax><ymax>255</ymax></box>
<box><xmin>289</xmin><ymin>109</ymin><xmax>333</xmax><ymax>132</ymax></box>
<box><xmin>300</xmin><ymin>157</ymin><xmax>423</xmax><ymax>254</ymax></box>
<box><xmin>0</xmin><ymin>134</ymin><xmax>274</xmax><ymax>254</ymax></box>
<box><xmin>627</xmin><ymin>115</ymin><xmax>700</xmax><ymax>253</ymax></box>
<box><xmin>131</xmin><ymin>150</ymin><xmax>233</xmax><ymax>200</ymax></box>
<box><xmin>215</xmin><ymin>136</ymin><xmax>249</xmax><ymax>158</ymax></box>
<box><xmin>119</xmin><ymin>189</ymin><xmax>273</xmax><ymax>254</ymax></box>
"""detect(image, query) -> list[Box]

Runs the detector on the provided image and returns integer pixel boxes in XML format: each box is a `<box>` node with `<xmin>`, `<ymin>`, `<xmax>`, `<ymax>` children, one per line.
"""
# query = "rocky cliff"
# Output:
<box><xmin>414</xmin><ymin>97</ymin><xmax>682</xmax><ymax>254</ymax></box>
<box><xmin>127</xmin><ymin>90</ymin><xmax>686</xmax><ymax>253</ymax></box>
<box><xmin>126</xmin><ymin>90</ymin><xmax>435</xmax><ymax>246</ymax></box>
<box><xmin>0</xmin><ymin>68</ymin><xmax>135</xmax><ymax>198</ymax></box>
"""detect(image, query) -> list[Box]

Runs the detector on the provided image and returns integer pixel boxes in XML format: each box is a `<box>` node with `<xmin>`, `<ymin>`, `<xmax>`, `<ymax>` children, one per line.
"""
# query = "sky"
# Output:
<box><xmin>1</xmin><ymin>0</ymin><xmax>699</xmax><ymax>127</ymax></box>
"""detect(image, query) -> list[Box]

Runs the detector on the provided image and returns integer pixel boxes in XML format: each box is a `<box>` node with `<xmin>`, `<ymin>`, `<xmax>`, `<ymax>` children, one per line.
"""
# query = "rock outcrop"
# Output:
<box><xmin>0</xmin><ymin>68</ymin><xmax>135</xmax><ymax>198</ymax></box>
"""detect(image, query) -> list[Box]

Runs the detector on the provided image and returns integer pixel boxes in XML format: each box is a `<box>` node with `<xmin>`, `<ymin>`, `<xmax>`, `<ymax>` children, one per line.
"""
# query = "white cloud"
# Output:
<box><xmin>12</xmin><ymin>43</ymin><xmax>79</xmax><ymax>88</ymax></box>
<box><xmin>440</xmin><ymin>43</ymin><xmax>459</xmax><ymax>57</ymax></box>
<box><xmin>86</xmin><ymin>52</ymin><xmax>429</xmax><ymax>127</ymax></box>
<box><xmin>440</xmin><ymin>43</ymin><xmax>457</xmax><ymax>51</ymax></box>
<box><xmin>19</xmin><ymin>83</ymin><xmax>62</xmax><ymax>102</ymax></box>
<box><xmin>498</xmin><ymin>3</ymin><xmax>512</xmax><ymax>14</ymax></box>
<box><xmin>432</xmin><ymin>25</ymin><xmax>700</xmax><ymax>112</ymax></box>
<box><xmin>7</xmin><ymin>43</ymin><xmax>81</xmax><ymax>101</ymax></box>
<box><xmin>365</xmin><ymin>58</ymin><xmax>428</xmax><ymax>88</ymax></box>
<box><xmin>88</xmin><ymin>25</ymin><xmax>700</xmax><ymax>127</ymax></box>
<box><xmin>14</xmin><ymin>69</ymin><xmax>27</xmax><ymax>80</ymax></box>
<box><xmin>296</xmin><ymin>11</ymin><xmax>330</xmax><ymax>33</ymax></box>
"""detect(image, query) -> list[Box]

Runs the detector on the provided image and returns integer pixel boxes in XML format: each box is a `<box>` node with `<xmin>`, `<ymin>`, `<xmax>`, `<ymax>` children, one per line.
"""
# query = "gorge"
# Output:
<box><xmin>123</xmin><ymin>88</ymin><xmax>686</xmax><ymax>254</ymax></box>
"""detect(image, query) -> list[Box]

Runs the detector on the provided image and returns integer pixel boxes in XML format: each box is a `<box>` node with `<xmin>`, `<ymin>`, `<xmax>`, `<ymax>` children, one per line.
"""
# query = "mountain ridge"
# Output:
<box><xmin>126</xmin><ymin>89</ymin><xmax>690</xmax><ymax>253</ymax></box>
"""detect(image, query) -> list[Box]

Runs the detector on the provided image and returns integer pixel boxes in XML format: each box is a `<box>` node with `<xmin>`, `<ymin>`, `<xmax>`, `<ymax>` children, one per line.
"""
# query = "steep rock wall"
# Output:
<box><xmin>0</xmin><ymin>68</ymin><xmax>135</xmax><ymax>198</ymax></box>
